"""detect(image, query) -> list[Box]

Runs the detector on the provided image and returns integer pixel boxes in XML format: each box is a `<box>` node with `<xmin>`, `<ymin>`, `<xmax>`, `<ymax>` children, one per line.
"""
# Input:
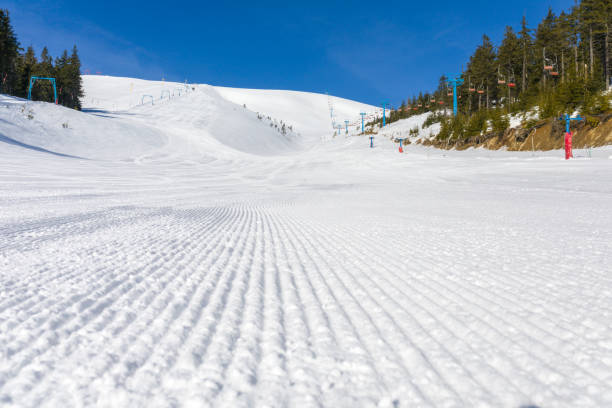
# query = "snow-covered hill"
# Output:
<box><xmin>1</xmin><ymin>75</ymin><xmax>612</xmax><ymax>408</ymax></box>
<box><xmin>82</xmin><ymin>75</ymin><xmax>378</xmax><ymax>149</ymax></box>
<box><xmin>214</xmin><ymin>86</ymin><xmax>376</xmax><ymax>141</ymax></box>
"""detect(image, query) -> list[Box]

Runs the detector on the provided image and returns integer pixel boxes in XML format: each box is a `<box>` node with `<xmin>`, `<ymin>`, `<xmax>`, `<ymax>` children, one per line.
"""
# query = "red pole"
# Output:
<box><xmin>564</xmin><ymin>132</ymin><xmax>573</xmax><ymax>160</ymax></box>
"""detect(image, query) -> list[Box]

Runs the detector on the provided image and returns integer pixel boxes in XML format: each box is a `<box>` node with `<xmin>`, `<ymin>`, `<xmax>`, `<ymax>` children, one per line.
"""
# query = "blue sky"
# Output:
<box><xmin>8</xmin><ymin>0</ymin><xmax>575</xmax><ymax>106</ymax></box>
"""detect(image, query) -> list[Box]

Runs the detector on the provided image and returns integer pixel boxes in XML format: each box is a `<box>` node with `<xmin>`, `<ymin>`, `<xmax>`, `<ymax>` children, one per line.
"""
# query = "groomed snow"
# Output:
<box><xmin>1</xmin><ymin>76</ymin><xmax>612</xmax><ymax>408</ymax></box>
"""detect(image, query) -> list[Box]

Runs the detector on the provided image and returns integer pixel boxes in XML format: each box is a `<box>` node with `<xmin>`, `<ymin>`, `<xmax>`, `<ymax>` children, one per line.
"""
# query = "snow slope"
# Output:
<box><xmin>1</xmin><ymin>76</ymin><xmax>612</xmax><ymax>408</ymax></box>
<box><xmin>214</xmin><ymin>86</ymin><xmax>377</xmax><ymax>141</ymax></box>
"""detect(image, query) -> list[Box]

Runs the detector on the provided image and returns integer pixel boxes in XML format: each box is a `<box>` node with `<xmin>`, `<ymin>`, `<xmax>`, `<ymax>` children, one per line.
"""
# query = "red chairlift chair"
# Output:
<box><xmin>544</xmin><ymin>57</ymin><xmax>554</xmax><ymax>71</ymax></box>
<box><xmin>507</xmin><ymin>71</ymin><xmax>517</xmax><ymax>88</ymax></box>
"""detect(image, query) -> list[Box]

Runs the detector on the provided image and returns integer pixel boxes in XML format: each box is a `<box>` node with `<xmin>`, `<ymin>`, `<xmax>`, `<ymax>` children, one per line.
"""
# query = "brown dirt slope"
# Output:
<box><xmin>422</xmin><ymin>112</ymin><xmax>612</xmax><ymax>151</ymax></box>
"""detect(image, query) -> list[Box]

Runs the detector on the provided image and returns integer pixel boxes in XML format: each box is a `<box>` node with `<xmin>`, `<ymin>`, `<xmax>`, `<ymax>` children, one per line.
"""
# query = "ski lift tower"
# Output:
<box><xmin>27</xmin><ymin>76</ymin><xmax>58</xmax><ymax>104</ymax></box>
<box><xmin>381</xmin><ymin>102</ymin><xmax>389</xmax><ymax>127</ymax></box>
<box><xmin>335</xmin><ymin>124</ymin><xmax>343</xmax><ymax>136</ymax></box>
<box><xmin>327</xmin><ymin>92</ymin><xmax>337</xmax><ymax>130</ymax></box>
<box><xmin>445</xmin><ymin>74</ymin><xmax>464</xmax><ymax>116</ymax></box>
<box><xmin>360</xmin><ymin>112</ymin><xmax>366</xmax><ymax>134</ymax></box>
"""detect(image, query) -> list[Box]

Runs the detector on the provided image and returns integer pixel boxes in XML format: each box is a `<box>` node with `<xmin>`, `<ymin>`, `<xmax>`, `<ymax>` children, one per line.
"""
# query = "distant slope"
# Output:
<box><xmin>1</xmin><ymin>75</ymin><xmax>379</xmax><ymax>161</ymax></box>
<box><xmin>79</xmin><ymin>75</ymin><xmax>378</xmax><ymax>155</ymax></box>
<box><xmin>213</xmin><ymin>87</ymin><xmax>378</xmax><ymax>141</ymax></box>
<box><xmin>0</xmin><ymin>76</ymin><xmax>316</xmax><ymax>160</ymax></box>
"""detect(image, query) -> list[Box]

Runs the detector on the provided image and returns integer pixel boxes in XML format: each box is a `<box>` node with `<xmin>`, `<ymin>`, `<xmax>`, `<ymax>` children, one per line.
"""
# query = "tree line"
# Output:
<box><xmin>381</xmin><ymin>0</ymin><xmax>611</xmax><ymax>131</ymax></box>
<box><xmin>0</xmin><ymin>9</ymin><xmax>83</xmax><ymax>109</ymax></box>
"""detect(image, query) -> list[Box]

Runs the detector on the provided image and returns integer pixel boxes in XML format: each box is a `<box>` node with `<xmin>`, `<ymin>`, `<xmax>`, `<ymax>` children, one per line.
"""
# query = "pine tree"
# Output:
<box><xmin>32</xmin><ymin>47</ymin><xmax>55</xmax><ymax>102</ymax></box>
<box><xmin>535</xmin><ymin>8</ymin><xmax>560</xmax><ymax>89</ymax></box>
<box><xmin>579</xmin><ymin>0</ymin><xmax>611</xmax><ymax>87</ymax></box>
<box><xmin>0</xmin><ymin>9</ymin><xmax>20</xmax><ymax>94</ymax></box>
<box><xmin>55</xmin><ymin>50</ymin><xmax>69</xmax><ymax>106</ymax></box>
<box><xmin>497</xmin><ymin>26</ymin><xmax>522</xmax><ymax>106</ymax></box>
<box><xmin>63</xmin><ymin>45</ymin><xmax>84</xmax><ymax>109</ymax></box>
<box><xmin>465</xmin><ymin>35</ymin><xmax>497</xmax><ymax>111</ymax></box>
<box><xmin>518</xmin><ymin>16</ymin><xmax>533</xmax><ymax>93</ymax></box>
<box><xmin>15</xmin><ymin>46</ymin><xmax>37</xmax><ymax>98</ymax></box>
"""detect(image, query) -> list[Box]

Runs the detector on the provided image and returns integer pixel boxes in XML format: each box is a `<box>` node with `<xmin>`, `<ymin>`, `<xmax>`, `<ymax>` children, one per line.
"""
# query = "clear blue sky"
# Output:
<box><xmin>8</xmin><ymin>0</ymin><xmax>576</xmax><ymax>106</ymax></box>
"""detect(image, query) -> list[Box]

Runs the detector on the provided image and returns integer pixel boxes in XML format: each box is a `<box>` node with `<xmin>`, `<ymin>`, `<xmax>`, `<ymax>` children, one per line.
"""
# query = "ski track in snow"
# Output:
<box><xmin>1</xmin><ymin>80</ymin><xmax>612</xmax><ymax>407</ymax></box>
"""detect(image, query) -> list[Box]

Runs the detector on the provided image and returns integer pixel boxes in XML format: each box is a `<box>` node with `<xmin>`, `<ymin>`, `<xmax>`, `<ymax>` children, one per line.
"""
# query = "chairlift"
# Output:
<box><xmin>497</xmin><ymin>66</ymin><xmax>506</xmax><ymax>85</ymax></box>
<box><xmin>477</xmin><ymin>82</ymin><xmax>485</xmax><ymax>94</ymax></box>
<box><xmin>544</xmin><ymin>57</ymin><xmax>554</xmax><ymax>71</ymax></box>
<box><xmin>507</xmin><ymin>70</ymin><xmax>516</xmax><ymax>88</ymax></box>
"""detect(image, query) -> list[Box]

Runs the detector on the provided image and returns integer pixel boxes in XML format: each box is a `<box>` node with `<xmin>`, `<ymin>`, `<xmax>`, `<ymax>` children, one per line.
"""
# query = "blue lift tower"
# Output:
<box><xmin>445</xmin><ymin>74</ymin><xmax>464</xmax><ymax>116</ymax></box>
<box><xmin>27</xmin><ymin>76</ymin><xmax>58</xmax><ymax>104</ymax></box>
<box><xmin>381</xmin><ymin>102</ymin><xmax>388</xmax><ymax>127</ymax></box>
<box><xmin>360</xmin><ymin>112</ymin><xmax>366</xmax><ymax>134</ymax></box>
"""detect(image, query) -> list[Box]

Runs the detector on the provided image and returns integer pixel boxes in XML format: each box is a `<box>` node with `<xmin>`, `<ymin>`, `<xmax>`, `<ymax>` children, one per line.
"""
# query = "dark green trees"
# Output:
<box><xmin>403</xmin><ymin>0</ymin><xmax>611</xmax><ymax>125</ymax></box>
<box><xmin>0</xmin><ymin>9</ymin><xmax>20</xmax><ymax>95</ymax></box>
<box><xmin>0</xmin><ymin>8</ymin><xmax>83</xmax><ymax>109</ymax></box>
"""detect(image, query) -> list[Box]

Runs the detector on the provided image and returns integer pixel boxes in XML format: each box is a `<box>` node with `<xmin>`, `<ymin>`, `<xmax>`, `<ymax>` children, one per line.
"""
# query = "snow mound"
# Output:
<box><xmin>374</xmin><ymin>112</ymin><xmax>440</xmax><ymax>142</ymax></box>
<box><xmin>0</xmin><ymin>94</ymin><xmax>166</xmax><ymax>160</ymax></box>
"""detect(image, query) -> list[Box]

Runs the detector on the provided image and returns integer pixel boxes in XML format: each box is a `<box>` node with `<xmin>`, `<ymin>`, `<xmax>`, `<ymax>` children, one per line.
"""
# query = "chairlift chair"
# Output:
<box><xmin>507</xmin><ymin>70</ymin><xmax>516</xmax><ymax>88</ymax></box>
<box><xmin>477</xmin><ymin>82</ymin><xmax>485</xmax><ymax>94</ymax></box>
<box><xmin>544</xmin><ymin>57</ymin><xmax>554</xmax><ymax>71</ymax></box>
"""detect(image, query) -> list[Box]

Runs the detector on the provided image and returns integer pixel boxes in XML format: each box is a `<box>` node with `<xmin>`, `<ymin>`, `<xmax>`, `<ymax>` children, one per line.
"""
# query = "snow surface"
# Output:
<box><xmin>1</xmin><ymin>76</ymin><xmax>612</xmax><ymax>408</ymax></box>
